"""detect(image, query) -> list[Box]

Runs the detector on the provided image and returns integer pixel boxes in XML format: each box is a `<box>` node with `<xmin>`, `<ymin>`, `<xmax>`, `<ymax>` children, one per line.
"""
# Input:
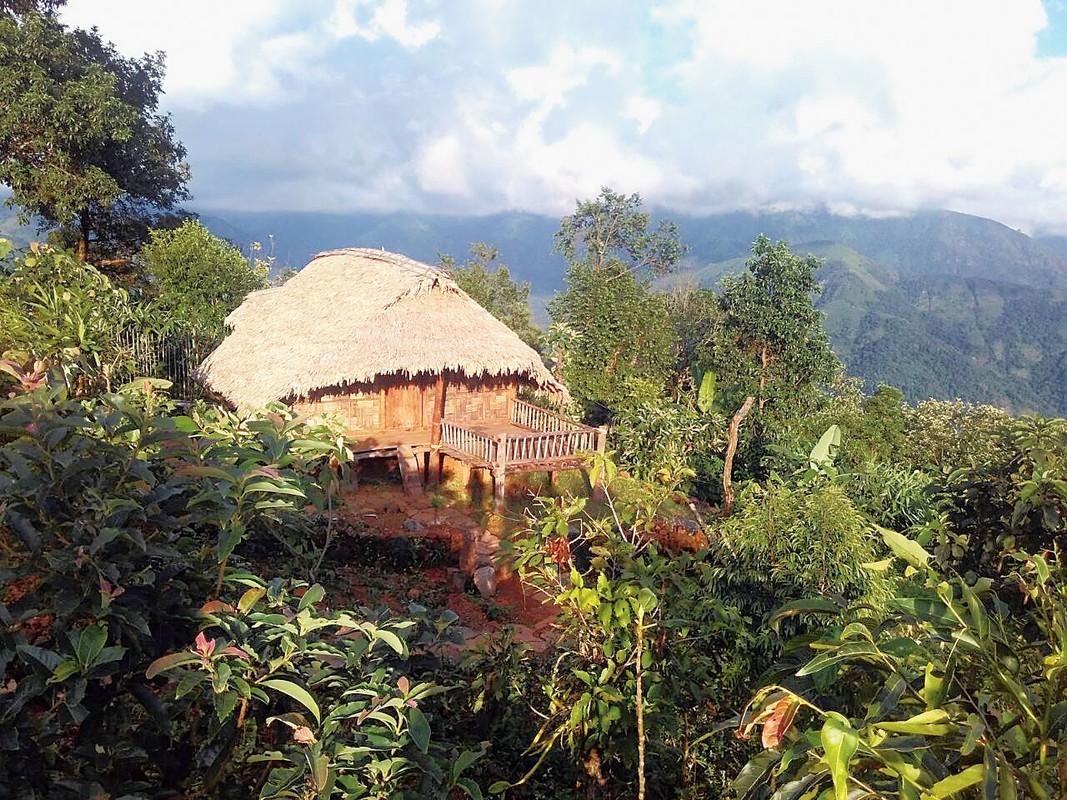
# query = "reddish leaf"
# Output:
<box><xmin>762</xmin><ymin>696</ymin><xmax>800</xmax><ymax>749</ymax></box>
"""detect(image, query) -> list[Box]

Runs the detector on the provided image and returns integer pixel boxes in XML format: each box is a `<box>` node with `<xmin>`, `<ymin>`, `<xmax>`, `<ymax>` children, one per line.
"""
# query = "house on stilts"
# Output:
<box><xmin>197</xmin><ymin>248</ymin><xmax>605</xmax><ymax>505</ymax></box>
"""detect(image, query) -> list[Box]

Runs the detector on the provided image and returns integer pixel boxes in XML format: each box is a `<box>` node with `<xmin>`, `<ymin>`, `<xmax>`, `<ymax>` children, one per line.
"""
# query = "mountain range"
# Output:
<box><xmin>3</xmin><ymin>201</ymin><xmax>1065</xmax><ymax>415</ymax></box>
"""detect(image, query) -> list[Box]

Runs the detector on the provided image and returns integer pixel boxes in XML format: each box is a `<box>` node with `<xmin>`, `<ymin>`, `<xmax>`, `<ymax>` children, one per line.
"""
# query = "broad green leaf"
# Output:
<box><xmin>298</xmin><ymin>583</ymin><xmax>325</xmax><ymax>611</ymax></box>
<box><xmin>237</xmin><ymin>587</ymin><xmax>266</xmax><ymax>614</ymax></box>
<box><xmin>732</xmin><ymin>750</ymin><xmax>783</xmax><ymax>800</ymax></box>
<box><xmin>49</xmin><ymin>660</ymin><xmax>80</xmax><ymax>684</ymax></box>
<box><xmin>408</xmin><ymin>705</ymin><xmax>431</xmax><ymax>753</ymax></box>
<box><xmin>809</xmin><ymin>424</ymin><xmax>841</xmax><ymax>469</ymax></box>
<box><xmin>876</xmin><ymin>709</ymin><xmax>953</xmax><ymax>736</ymax></box>
<box><xmin>960</xmin><ymin>714</ymin><xmax>984</xmax><ymax>756</ymax></box>
<box><xmin>960</xmin><ymin>583</ymin><xmax>989</xmax><ymax>640</ymax></box>
<box><xmin>146</xmin><ymin>651</ymin><xmax>202</xmax><ymax>679</ymax></box>
<box><xmin>798</xmin><ymin>641</ymin><xmax>883</xmax><ymax>676</ymax></box>
<box><xmin>879</xmin><ymin>527</ymin><xmax>931</xmax><ymax>569</ymax></box>
<box><xmin>309</xmin><ymin>752</ymin><xmax>329</xmax><ymax>792</ymax></box>
<box><xmin>176</xmin><ymin>465</ymin><xmax>238</xmax><ymax>482</ymax></box>
<box><xmin>767</xmin><ymin>771</ymin><xmax>819</xmax><ymax>800</ymax></box>
<box><xmin>697</xmin><ymin>369</ymin><xmax>717</xmax><ymax>413</ymax></box>
<box><xmin>924</xmin><ymin>663</ymin><xmax>947</xmax><ymax>711</ymax></box>
<box><xmin>373</xmin><ymin>628</ymin><xmax>407</xmax><ymax>656</ymax></box>
<box><xmin>925</xmin><ymin>763</ymin><xmax>984</xmax><ymax>798</ymax></box>
<box><xmin>260</xmin><ymin>678</ymin><xmax>320</xmax><ymax>723</ymax></box>
<box><xmin>242</xmin><ymin>479</ymin><xmax>306</xmax><ymax>498</ymax></box>
<box><xmin>74</xmin><ymin>623</ymin><xmax>107</xmax><ymax>668</ymax></box>
<box><xmin>820</xmin><ymin>713</ymin><xmax>859</xmax><ymax>800</ymax></box>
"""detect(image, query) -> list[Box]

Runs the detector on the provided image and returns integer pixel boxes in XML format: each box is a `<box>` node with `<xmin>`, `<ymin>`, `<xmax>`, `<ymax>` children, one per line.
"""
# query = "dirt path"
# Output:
<box><xmin>334</xmin><ymin>473</ymin><xmax>559</xmax><ymax>652</ymax></box>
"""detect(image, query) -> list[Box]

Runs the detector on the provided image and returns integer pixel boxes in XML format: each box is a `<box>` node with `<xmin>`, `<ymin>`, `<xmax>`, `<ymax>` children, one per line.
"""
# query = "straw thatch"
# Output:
<box><xmin>198</xmin><ymin>248</ymin><xmax>565</xmax><ymax>408</ymax></box>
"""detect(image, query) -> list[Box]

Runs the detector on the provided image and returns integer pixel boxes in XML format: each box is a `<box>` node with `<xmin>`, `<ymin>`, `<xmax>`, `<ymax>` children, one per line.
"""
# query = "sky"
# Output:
<box><xmin>60</xmin><ymin>0</ymin><xmax>1067</xmax><ymax>234</ymax></box>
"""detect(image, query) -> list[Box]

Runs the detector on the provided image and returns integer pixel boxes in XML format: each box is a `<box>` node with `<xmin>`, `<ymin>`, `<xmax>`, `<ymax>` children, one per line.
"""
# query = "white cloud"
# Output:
<box><xmin>624</xmin><ymin>96</ymin><xmax>662</xmax><ymax>135</ymax></box>
<box><xmin>329</xmin><ymin>0</ymin><xmax>440</xmax><ymax>48</ymax></box>
<box><xmin>54</xmin><ymin>0</ymin><xmax>1067</xmax><ymax>232</ymax></box>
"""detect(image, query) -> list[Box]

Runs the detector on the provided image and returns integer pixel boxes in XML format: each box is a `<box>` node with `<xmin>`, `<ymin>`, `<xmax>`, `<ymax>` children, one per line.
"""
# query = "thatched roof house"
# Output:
<box><xmin>200</xmin><ymin>248</ymin><xmax>603</xmax><ymax>503</ymax></box>
<box><xmin>198</xmin><ymin>247</ymin><xmax>565</xmax><ymax>416</ymax></box>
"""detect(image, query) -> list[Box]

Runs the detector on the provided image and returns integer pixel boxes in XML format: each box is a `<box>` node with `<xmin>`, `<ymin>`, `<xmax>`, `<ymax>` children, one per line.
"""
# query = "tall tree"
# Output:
<box><xmin>549</xmin><ymin>188</ymin><xmax>684</xmax><ymax>421</ymax></box>
<box><xmin>0</xmin><ymin>10</ymin><xmax>189</xmax><ymax>263</ymax></box>
<box><xmin>440</xmin><ymin>242</ymin><xmax>542</xmax><ymax>349</ymax></box>
<box><xmin>555</xmin><ymin>187</ymin><xmax>684</xmax><ymax>278</ymax></box>
<box><xmin>712</xmin><ymin>235</ymin><xmax>840</xmax><ymax>510</ymax></box>
<box><xmin>714</xmin><ymin>235</ymin><xmax>838</xmax><ymax>415</ymax></box>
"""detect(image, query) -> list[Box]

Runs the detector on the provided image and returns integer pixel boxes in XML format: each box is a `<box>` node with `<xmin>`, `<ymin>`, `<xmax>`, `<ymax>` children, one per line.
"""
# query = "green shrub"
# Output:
<box><xmin>734</xmin><ymin>534</ymin><xmax>1067</xmax><ymax>800</ymax></box>
<box><xmin>0</xmin><ymin>373</ymin><xmax>381</xmax><ymax>797</ymax></box>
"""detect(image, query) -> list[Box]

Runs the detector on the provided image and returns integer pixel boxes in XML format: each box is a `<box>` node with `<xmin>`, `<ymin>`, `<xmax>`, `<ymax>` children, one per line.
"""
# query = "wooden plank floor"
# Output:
<box><xmin>349</xmin><ymin>428</ymin><xmax>431</xmax><ymax>457</ymax></box>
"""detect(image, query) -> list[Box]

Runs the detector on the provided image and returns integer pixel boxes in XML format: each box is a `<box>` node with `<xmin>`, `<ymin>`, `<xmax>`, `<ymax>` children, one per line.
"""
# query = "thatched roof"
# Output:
<box><xmin>198</xmin><ymin>248</ymin><xmax>566</xmax><ymax>408</ymax></box>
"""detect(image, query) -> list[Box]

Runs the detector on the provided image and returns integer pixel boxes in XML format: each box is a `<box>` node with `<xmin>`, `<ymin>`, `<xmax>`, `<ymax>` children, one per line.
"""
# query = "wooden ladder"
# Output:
<box><xmin>396</xmin><ymin>445</ymin><xmax>424</xmax><ymax>497</ymax></box>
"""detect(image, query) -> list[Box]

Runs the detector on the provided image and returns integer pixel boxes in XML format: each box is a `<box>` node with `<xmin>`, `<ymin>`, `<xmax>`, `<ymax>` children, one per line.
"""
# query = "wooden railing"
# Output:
<box><xmin>503</xmin><ymin>427</ymin><xmax>601</xmax><ymax>465</ymax></box>
<box><xmin>509</xmin><ymin>397</ymin><xmax>586</xmax><ymax>432</ymax></box>
<box><xmin>439</xmin><ymin>400</ymin><xmax>606</xmax><ymax>473</ymax></box>
<box><xmin>439</xmin><ymin>420</ymin><xmax>499</xmax><ymax>465</ymax></box>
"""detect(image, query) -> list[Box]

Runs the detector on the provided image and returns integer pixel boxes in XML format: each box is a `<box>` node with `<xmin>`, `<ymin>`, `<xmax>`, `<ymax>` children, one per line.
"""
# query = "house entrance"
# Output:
<box><xmin>383</xmin><ymin>384</ymin><xmax>426</xmax><ymax>430</ymax></box>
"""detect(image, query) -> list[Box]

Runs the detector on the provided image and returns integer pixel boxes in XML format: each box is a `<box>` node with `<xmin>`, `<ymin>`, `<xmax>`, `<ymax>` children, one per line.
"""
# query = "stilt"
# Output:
<box><xmin>493</xmin><ymin>466</ymin><xmax>506</xmax><ymax>511</ymax></box>
<box><xmin>397</xmin><ymin>445</ymin><xmax>424</xmax><ymax>498</ymax></box>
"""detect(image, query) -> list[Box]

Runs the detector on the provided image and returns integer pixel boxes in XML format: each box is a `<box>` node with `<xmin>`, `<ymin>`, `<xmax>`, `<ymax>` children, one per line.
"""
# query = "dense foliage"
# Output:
<box><xmin>735</xmin><ymin>535</ymin><xmax>1067</xmax><ymax>800</ymax></box>
<box><xmin>0</xmin><ymin>242</ymin><xmax>154</xmax><ymax>393</ymax></box>
<box><xmin>0</xmin><ymin>372</ymin><xmax>477</xmax><ymax>797</ymax></box>
<box><xmin>139</xmin><ymin>219</ymin><xmax>268</xmax><ymax>339</ymax></box>
<box><xmin>549</xmin><ymin>188</ymin><xmax>683</xmax><ymax>422</ymax></box>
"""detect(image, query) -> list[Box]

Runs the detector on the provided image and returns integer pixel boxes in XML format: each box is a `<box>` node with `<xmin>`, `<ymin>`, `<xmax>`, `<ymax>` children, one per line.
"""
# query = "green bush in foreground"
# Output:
<box><xmin>735</xmin><ymin>530</ymin><xmax>1067</xmax><ymax>799</ymax></box>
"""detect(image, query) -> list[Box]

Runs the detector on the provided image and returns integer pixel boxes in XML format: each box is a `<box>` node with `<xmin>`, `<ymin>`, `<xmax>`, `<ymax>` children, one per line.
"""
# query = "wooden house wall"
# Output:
<box><xmin>437</xmin><ymin>380</ymin><xmax>515</xmax><ymax>424</ymax></box>
<box><xmin>293</xmin><ymin>375</ymin><xmax>520</xmax><ymax>433</ymax></box>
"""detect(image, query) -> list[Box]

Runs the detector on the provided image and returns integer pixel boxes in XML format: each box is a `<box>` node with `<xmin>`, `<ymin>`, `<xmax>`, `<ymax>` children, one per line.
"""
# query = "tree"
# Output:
<box><xmin>555</xmin><ymin>187</ymin><xmax>684</xmax><ymax>278</ymax></box>
<box><xmin>139</xmin><ymin>220</ymin><xmax>267</xmax><ymax>338</ymax></box>
<box><xmin>0</xmin><ymin>10</ymin><xmax>189</xmax><ymax>263</ymax></box>
<box><xmin>714</xmin><ymin>235</ymin><xmax>838</xmax><ymax>416</ymax></box>
<box><xmin>712</xmin><ymin>236</ymin><xmax>840</xmax><ymax>510</ymax></box>
<box><xmin>549</xmin><ymin>188</ymin><xmax>684</xmax><ymax>421</ymax></box>
<box><xmin>440</xmin><ymin>242</ymin><xmax>542</xmax><ymax>349</ymax></box>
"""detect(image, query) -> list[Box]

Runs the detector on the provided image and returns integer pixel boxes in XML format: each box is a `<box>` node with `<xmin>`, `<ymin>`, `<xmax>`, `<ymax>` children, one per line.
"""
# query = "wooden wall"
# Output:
<box><xmin>293</xmin><ymin>373</ymin><xmax>519</xmax><ymax>433</ymax></box>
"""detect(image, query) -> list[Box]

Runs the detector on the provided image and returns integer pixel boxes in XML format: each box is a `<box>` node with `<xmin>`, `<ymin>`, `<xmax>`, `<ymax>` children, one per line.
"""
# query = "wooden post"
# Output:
<box><xmin>722</xmin><ymin>395</ymin><xmax>755</xmax><ymax>516</ymax></box>
<box><xmin>428</xmin><ymin>373</ymin><xmax>447</xmax><ymax>485</ymax></box>
<box><xmin>493</xmin><ymin>432</ymin><xmax>508</xmax><ymax>510</ymax></box>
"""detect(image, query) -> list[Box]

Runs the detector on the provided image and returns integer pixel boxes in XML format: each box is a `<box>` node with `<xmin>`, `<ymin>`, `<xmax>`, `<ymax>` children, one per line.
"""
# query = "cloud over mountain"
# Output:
<box><xmin>61</xmin><ymin>0</ymin><xmax>1067</xmax><ymax>233</ymax></box>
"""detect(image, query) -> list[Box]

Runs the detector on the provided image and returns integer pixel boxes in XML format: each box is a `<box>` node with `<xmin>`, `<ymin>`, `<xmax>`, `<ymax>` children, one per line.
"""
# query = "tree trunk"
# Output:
<box><xmin>77</xmin><ymin>210</ymin><xmax>90</xmax><ymax>263</ymax></box>
<box><xmin>721</xmin><ymin>395</ymin><xmax>755</xmax><ymax>516</ymax></box>
<box><xmin>428</xmin><ymin>373</ymin><xmax>446</xmax><ymax>485</ymax></box>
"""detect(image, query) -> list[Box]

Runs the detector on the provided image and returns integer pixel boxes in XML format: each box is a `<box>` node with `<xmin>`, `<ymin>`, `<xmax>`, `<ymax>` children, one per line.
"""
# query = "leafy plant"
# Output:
<box><xmin>610</xmin><ymin>395</ymin><xmax>723</xmax><ymax>491</ymax></box>
<box><xmin>148</xmin><ymin>573</ymin><xmax>481</xmax><ymax>798</ymax></box>
<box><xmin>0</xmin><ymin>243</ymin><xmax>150</xmax><ymax>393</ymax></box>
<box><xmin>499</xmin><ymin>458</ymin><xmax>747</xmax><ymax>798</ymax></box>
<box><xmin>0</xmin><ymin>371</ymin><xmax>354</xmax><ymax>795</ymax></box>
<box><xmin>734</xmin><ymin>531</ymin><xmax>1067</xmax><ymax>799</ymax></box>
